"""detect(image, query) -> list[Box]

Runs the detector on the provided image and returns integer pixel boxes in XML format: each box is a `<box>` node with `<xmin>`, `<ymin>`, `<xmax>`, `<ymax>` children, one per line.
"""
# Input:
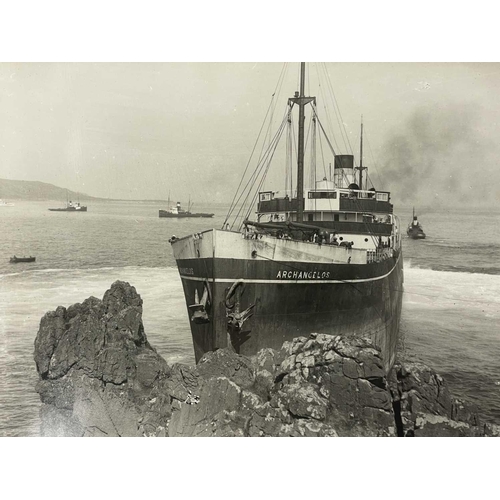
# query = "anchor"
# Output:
<box><xmin>188</xmin><ymin>279</ymin><xmax>211</xmax><ymax>324</ymax></box>
<box><xmin>227</xmin><ymin>304</ymin><xmax>255</xmax><ymax>333</ymax></box>
<box><xmin>225</xmin><ymin>279</ymin><xmax>255</xmax><ymax>335</ymax></box>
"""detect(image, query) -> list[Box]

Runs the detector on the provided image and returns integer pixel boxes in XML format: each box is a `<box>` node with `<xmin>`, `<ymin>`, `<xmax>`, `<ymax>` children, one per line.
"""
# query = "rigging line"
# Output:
<box><xmin>228</xmin><ymin>105</ymin><xmax>290</xmax><ymax>228</ymax></box>
<box><xmin>310</xmin><ymin>113</ymin><xmax>317</xmax><ymax>192</ymax></box>
<box><xmin>242</xmin><ymin>141</ymin><xmax>284</xmax><ymax>225</ymax></box>
<box><xmin>322</xmin><ymin>63</ymin><xmax>354</xmax><ymax>155</ymax></box>
<box><xmin>304</xmin><ymin>111</ymin><xmax>313</xmax><ymax>154</ymax></box>
<box><xmin>289</xmin><ymin>108</ymin><xmax>294</xmax><ymax>195</ymax></box>
<box><xmin>311</xmin><ymin>105</ymin><xmax>335</xmax><ymax>214</ymax></box>
<box><xmin>303</xmin><ymin>111</ymin><xmax>314</xmax><ymax>189</ymax></box>
<box><xmin>223</xmin><ymin>63</ymin><xmax>288</xmax><ymax>229</ymax></box>
<box><xmin>315</xmin><ymin>63</ymin><xmax>342</xmax><ymax>154</ymax></box>
<box><xmin>258</xmin><ymin>64</ymin><xmax>289</xmax><ymax>187</ymax></box>
<box><xmin>235</xmin><ymin>127</ymin><xmax>287</xmax><ymax>228</ymax></box>
<box><xmin>318</xmin><ymin>137</ymin><xmax>335</xmax><ymax>214</ymax></box>
<box><xmin>227</xmin><ymin>96</ymin><xmax>289</xmax><ymax>224</ymax></box>
<box><xmin>285</xmin><ymin>111</ymin><xmax>290</xmax><ymax>192</ymax></box>
<box><xmin>295</xmin><ymin>63</ymin><xmax>301</xmax><ymax>96</ymax></box>
<box><xmin>307</xmin><ymin>62</ymin><xmax>311</xmax><ymax>99</ymax></box>
<box><xmin>313</xmin><ymin>105</ymin><xmax>382</xmax><ymax>248</ymax></box>
<box><xmin>242</xmin><ymin>116</ymin><xmax>290</xmax><ymax>222</ymax></box>
<box><xmin>319</xmin><ymin>62</ymin><xmax>348</xmax><ymax>154</ymax></box>
<box><xmin>285</xmin><ymin>105</ymin><xmax>294</xmax><ymax>196</ymax></box>
<box><xmin>290</xmin><ymin>112</ymin><xmax>298</xmax><ymax>195</ymax></box>
<box><xmin>365</xmin><ymin>129</ymin><xmax>383</xmax><ymax>190</ymax></box>
<box><xmin>311</xmin><ymin>106</ymin><xmax>337</xmax><ymax>156</ymax></box>
<box><xmin>286</xmin><ymin>105</ymin><xmax>294</xmax><ymax>195</ymax></box>
<box><xmin>321</xmin><ymin>62</ymin><xmax>351</xmax><ymax>154</ymax></box>
<box><xmin>232</xmin><ymin>112</ymin><xmax>290</xmax><ymax>226</ymax></box>
<box><xmin>318</xmin><ymin>121</ymin><xmax>327</xmax><ymax>174</ymax></box>
<box><xmin>351</xmin><ymin>129</ymin><xmax>360</xmax><ymax>170</ymax></box>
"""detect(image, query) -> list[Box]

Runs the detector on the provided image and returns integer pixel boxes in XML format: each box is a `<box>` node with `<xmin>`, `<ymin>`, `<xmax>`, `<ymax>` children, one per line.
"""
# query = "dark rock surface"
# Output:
<box><xmin>390</xmin><ymin>361</ymin><xmax>500</xmax><ymax>437</ymax></box>
<box><xmin>34</xmin><ymin>281</ymin><xmax>500</xmax><ymax>437</ymax></box>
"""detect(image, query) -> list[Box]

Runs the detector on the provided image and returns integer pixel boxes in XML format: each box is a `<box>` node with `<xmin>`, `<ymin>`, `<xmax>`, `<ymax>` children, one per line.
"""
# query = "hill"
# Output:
<box><xmin>0</xmin><ymin>179</ymin><xmax>103</xmax><ymax>201</ymax></box>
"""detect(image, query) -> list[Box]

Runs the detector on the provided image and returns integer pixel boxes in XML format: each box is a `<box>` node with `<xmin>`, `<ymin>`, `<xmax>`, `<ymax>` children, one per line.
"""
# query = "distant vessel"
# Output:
<box><xmin>48</xmin><ymin>200</ymin><xmax>87</xmax><ymax>212</ymax></box>
<box><xmin>407</xmin><ymin>208</ymin><xmax>426</xmax><ymax>239</ymax></box>
<box><xmin>0</xmin><ymin>199</ymin><xmax>14</xmax><ymax>207</ymax></box>
<box><xmin>10</xmin><ymin>256</ymin><xmax>36</xmax><ymax>263</ymax></box>
<box><xmin>169</xmin><ymin>62</ymin><xmax>403</xmax><ymax>373</ymax></box>
<box><xmin>159</xmin><ymin>200</ymin><xmax>214</xmax><ymax>218</ymax></box>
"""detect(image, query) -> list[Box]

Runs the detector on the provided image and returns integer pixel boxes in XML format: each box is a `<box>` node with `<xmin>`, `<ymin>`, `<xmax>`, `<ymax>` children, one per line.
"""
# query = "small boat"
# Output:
<box><xmin>0</xmin><ymin>199</ymin><xmax>14</xmax><ymax>207</ymax></box>
<box><xmin>48</xmin><ymin>200</ymin><xmax>87</xmax><ymax>212</ymax></box>
<box><xmin>407</xmin><ymin>208</ymin><xmax>426</xmax><ymax>239</ymax></box>
<box><xmin>10</xmin><ymin>256</ymin><xmax>36</xmax><ymax>263</ymax></box>
<box><xmin>159</xmin><ymin>200</ymin><xmax>214</xmax><ymax>218</ymax></box>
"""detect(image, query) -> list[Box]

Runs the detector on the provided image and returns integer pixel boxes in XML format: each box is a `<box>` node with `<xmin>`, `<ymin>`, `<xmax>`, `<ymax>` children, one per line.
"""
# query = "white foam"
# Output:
<box><xmin>403</xmin><ymin>265</ymin><xmax>500</xmax><ymax>316</ymax></box>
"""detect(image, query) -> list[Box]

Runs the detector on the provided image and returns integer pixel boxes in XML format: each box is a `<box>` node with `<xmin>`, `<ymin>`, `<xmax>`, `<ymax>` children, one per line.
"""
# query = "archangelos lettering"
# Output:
<box><xmin>276</xmin><ymin>270</ymin><xmax>330</xmax><ymax>279</ymax></box>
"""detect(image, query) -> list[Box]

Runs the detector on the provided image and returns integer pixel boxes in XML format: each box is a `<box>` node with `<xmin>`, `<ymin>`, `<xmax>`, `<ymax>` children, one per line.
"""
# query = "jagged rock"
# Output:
<box><xmin>390</xmin><ymin>361</ymin><xmax>492</xmax><ymax>437</ymax></box>
<box><xmin>34</xmin><ymin>281</ymin><xmax>498</xmax><ymax>437</ymax></box>
<box><xmin>34</xmin><ymin>281</ymin><xmax>171</xmax><ymax>436</ymax></box>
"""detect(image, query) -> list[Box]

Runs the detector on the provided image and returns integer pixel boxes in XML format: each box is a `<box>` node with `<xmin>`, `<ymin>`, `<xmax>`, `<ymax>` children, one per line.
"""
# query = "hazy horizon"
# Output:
<box><xmin>1</xmin><ymin>62</ymin><xmax>500</xmax><ymax>208</ymax></box>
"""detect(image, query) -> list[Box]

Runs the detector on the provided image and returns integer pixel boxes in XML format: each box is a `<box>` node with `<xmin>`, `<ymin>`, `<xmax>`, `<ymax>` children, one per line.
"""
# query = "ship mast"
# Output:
<box><xmin>289</xmin><ymin>62</ymin><xmax>314</xmax><ymax>223</ymax></box>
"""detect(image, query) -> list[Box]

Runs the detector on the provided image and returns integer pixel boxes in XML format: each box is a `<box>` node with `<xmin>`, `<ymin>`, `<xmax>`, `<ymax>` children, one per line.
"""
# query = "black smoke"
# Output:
<box><xmin>377</xmin><ymin>102</ymin><xmax>496</xmax><ymax>208</ymax></box>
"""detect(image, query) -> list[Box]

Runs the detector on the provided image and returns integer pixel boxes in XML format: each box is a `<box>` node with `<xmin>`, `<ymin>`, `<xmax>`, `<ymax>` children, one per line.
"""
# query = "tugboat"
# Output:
<box><xmin>407</xmin><ymin>208</ymin><xmax>426</xmax><ymax>239</ymax></box>
<box><xmin>48</xmin><ymin>200</ymin><xmax>87</xmax><ymax>212</ymax></box>
<box><xmin>159</xmin><ymin>200</ymin><xmax>214</xmax><ymax>218</ymax></box>
<box><xmin>10</xmin><ymin>256</ymin><xmax>36</xmax><ymax>263</ymax></box>
<box><xmin>169</xmin><ymin>63</ymin><xmax>403</xmax><ymax>373</ymax></box>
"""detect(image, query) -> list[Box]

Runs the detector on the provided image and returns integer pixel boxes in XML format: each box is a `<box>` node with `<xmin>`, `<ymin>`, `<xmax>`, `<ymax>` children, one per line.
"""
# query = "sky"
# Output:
<box><xmin>1</xmin><ymin>61</ymin><xmax>500</xmax><ymax>208</ymax></box>
<box><xmin>1</xmin><ymin>0</ymin><xmax>499</xmax><ymax>209</ymax></box>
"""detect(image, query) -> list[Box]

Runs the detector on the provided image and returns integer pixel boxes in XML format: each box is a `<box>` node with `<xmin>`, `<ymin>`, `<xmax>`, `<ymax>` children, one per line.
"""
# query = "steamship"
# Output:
<box><xmin>159</xmin><ymin>200</ymin><xmax>214</xmax><ymax>218</ymax></box>
<box><xmin>170</xmin><ymin>63</ymin><xmax>403</xmax><ymax>372</ymax></box>
<box><xmin>407</xmin><ymin>208</ymin><xmax>426</xmax><ymax>239</ymax></box>
<box><xmin>48</xmin><ymin>201</ymin><xmax>87</xmax><ymax>212</ymax></box>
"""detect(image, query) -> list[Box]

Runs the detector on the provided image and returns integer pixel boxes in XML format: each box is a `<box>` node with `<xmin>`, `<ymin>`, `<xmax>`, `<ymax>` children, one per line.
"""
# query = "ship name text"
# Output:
<box><xmin>179</xmin><ymin>267</ymin><xmax>194</xmax><ymax>275</ymax></box>
<box><xmin>276</xmin><ymin>270</ymin><xmax>330</xmax><ymax>280</ymax></box>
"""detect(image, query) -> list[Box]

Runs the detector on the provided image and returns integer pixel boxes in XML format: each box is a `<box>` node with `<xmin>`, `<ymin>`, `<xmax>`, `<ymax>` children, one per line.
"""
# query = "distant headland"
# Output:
<box><xmin>0</xmin><ymin>178</ymin><xmax>166</xmax><ymax>203</ymax></box>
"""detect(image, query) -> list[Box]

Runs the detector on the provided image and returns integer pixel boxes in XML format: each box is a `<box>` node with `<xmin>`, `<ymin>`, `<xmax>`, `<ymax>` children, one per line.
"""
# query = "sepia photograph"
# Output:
<box><xmin>2</xmin><ymin>59</ymin><xmax>500</xmax><ymax>440</ymax></box>
<box><xmin>0</xmin><ymin>2</ymin><xmax>498</xmax><ymax>496</ymax></box>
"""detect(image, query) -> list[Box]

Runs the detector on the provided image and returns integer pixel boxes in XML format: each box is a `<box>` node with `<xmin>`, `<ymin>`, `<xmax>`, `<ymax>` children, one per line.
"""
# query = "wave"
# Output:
<box><xmin>403</xmin><ymin>264</ymin><xmax>500</xmax><ymax>316</ymax></box>
<box><xmin>404</xmin><ymin>258</ymin><xmax>500</xmax><ymax>276</ymax></box>
<box><xmin>423</xmin><ymin>240</ymin><xmax>500</xmax><ymax>252</ymax></box>
<box><xmin>0</xmin><ymin>265</ymin><xmax>179</xmax><ymax>280</ymax></box>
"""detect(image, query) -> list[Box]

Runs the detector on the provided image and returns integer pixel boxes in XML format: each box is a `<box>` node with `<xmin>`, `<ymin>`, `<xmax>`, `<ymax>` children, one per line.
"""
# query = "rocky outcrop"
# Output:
<box><xmin>34</xmin><ymin>281</ymin><xmax>499</xmax><ymax>437</ymax></box>
<box><xmin>34</xmin><ymin>281</ymin><xmax>172</xmax><ymax>436</ymax></box>
<box><xmin>168</xmin><ymin>335</ymin><xmax>395</xmax><ymax>437</ymax></box>
<box><xmin>390</xmin><ymin>362</ymin><xmax>500</xmax><ymax>437</ymax></box>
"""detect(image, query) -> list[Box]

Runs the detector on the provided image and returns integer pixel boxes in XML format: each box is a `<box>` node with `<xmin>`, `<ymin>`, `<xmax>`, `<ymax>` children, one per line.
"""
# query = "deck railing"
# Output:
<box><xmin>367</xmin><ymin>247</ymin><xmax>394</xmax><ymax>263</ymax></box>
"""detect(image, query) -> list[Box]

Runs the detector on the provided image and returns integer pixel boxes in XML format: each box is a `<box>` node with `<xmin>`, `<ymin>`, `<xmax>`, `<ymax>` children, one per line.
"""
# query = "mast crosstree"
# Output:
<box><xmin>288</xmin><ymin>62</ymin><xmax>315</xmax><ymax>223</ymax></box>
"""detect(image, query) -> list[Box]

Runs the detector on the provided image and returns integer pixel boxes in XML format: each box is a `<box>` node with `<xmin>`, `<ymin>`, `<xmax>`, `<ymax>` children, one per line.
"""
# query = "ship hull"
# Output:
<box><xmin>407</xmin><ymin>230</ymin><xmax>425</xmax><ymax>239</ymax></box>
<box><xmin>48</xmin><ymin>207</ymin><xmax>87</xmax><ymax>212</ymax></box>
<box><xmin>159</xmin><ymin>211</ymin><xmax>214</xmax><ymax>218</ymax></box>
<box><xmin>172</xmin><ymin>229</ymin><xmax>403</xmax><ymax>372</ymax></box>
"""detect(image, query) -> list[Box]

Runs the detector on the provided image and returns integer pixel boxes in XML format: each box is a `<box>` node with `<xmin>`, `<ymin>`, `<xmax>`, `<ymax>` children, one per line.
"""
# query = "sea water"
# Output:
<box><xmin>1</xmin><ymin>201</ymin><xmax>499</xmax><ymax>436</ymax></box>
